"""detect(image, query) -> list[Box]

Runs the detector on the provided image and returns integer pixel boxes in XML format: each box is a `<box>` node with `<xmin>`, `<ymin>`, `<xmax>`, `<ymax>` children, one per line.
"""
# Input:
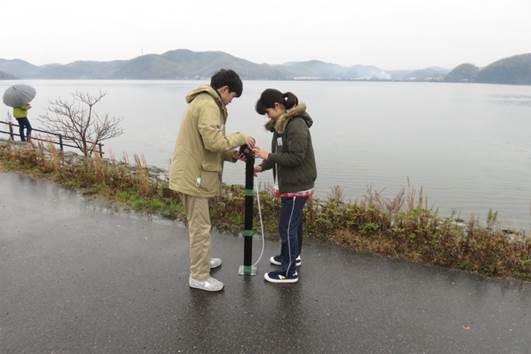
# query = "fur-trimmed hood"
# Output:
<box><xmin>264</xmin><ymin>104</ymin><xmax>313</xmax><ymax>134</ymax></box>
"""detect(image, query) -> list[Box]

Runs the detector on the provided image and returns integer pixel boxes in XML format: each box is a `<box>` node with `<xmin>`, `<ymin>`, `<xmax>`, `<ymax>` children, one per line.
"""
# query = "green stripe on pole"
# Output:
<box><xmin>244</xmin><ymin>265</ymin><xmax>253</xmax><ymax>274</ymax></box>
<box><xmin>244</xmin><ymin>189</ymin><xmax>254</xmax><ymax>196</ymax></box>
<box><xmin>243</xmin><ymin>229</ymin><xmax>253</xmax><ymax>237</ymax></box>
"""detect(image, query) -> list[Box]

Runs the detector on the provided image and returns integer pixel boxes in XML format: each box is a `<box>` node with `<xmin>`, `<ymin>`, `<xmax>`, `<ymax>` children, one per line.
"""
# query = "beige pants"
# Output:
<box><xmin>182</xmin><ymin>194</ymin><xmax>212</xmax><ymax>280</ymax></box>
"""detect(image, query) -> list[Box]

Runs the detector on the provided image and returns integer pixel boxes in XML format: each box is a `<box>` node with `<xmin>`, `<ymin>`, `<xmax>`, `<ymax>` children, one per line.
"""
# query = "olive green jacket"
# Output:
<box><xmin>169</xmin><ymin>85</ymin><xmax>246</xmax><ymax>197</ymax></box>
<box><xmin>260</xmin><ymin>104</ymin><xmax>317</xmax><ymax>193</ymax></box>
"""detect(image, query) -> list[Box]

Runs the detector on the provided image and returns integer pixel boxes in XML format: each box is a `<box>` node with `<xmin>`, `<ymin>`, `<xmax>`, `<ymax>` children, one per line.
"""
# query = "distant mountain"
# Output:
<box><xmin>159</xmin><ymin>50</ymin><xmax>287</xmax><ymax>80</ymax></box>
<box><xmin>444</xmin><ymin>63</ymin><xmax>480</xmax><ymax>82</ymax></box>
<box><xmin>0</xmin><ymin>49</ymin><xmax>386</xmax><ymax>81</ymax></box>
<box><xmin>108</xmin><ymin>50</ymin><xmax>287</xmax><ymax>80</ymax></box>
<box><xmin>401</xmin><ymin>67</ymin><xmax>449</xmax><ymax>81</ymax></box>
<box><xmin>476</xmin><ymin>53</ymin><xmax>531</xmax><ymax>85</ymax></box>
<box><xmin>0</xmin><ymin>70</ymin><xmax>17</xmax><ymax>80</ymax></box>
<box><xmin>2</xmin><ymin>50</ymin><xmax>530</xmax><ymax>85</ymax></box>
<box><xmin>0</xmin><ymin>59</ymin><xmax>39</xmax><ymax>78</ymax></box>
<box><xmin>48</xmin><ymin>60</ymin><xmax>126</xmax><ymax>79</ymax></box>
<box><xmin>276</xmin><ymin>60</ymin><xmax>390</xmax><ymax>80</ymax></box>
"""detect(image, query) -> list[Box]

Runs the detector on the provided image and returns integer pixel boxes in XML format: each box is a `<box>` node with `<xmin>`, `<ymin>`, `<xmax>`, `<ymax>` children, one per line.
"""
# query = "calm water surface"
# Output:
<box><xmin>1</xmin><ymin>80</ymin><xmax>530</xmax><ymax>230</ymax></box>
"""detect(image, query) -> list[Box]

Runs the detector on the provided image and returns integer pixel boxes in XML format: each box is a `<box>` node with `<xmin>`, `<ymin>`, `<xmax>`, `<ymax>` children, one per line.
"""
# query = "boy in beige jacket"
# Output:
<box><xmin>169</xmin><ymin>69</ymin><xmax>255</xmax><ymax>291</ymax></box>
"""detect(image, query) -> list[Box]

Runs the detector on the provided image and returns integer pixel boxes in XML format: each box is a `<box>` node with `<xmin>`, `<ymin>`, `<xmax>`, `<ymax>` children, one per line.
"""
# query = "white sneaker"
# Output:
<box><xmin>209</xmin><ymin>258</ymin><xmax>222</xmax><ymax>269</ymax></box>
<box><xmin>189</xmin><ymin>275</ymin><xmax>224</xmax><ymax>292</ymax></box>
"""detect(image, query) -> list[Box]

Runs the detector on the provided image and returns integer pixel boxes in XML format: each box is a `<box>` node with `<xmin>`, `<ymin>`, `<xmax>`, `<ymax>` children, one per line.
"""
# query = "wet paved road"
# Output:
<box><xmin>1</xmin><ymin>172</ymin><xmax>530</xmax><ymax>354</ymax></box>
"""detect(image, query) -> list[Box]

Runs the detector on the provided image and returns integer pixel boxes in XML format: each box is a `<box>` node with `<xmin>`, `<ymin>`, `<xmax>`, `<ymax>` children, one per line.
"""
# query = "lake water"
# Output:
<box><xmin>1</xmin><ymin>80</ymin><xmax>530</xmax><ymax>230</ymax></box>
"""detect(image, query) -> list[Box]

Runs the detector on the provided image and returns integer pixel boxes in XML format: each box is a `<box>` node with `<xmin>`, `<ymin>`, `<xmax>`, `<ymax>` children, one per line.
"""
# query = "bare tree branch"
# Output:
<box><xmin>39</xmin><ymin>91</ymin><xmax>123</xmax><ymax>157</ymax></box>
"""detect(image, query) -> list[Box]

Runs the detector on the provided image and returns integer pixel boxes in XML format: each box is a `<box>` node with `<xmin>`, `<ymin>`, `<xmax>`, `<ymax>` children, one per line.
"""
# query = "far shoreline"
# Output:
<box><xmin>2</xmin><ymin>78</ymin><xmax>531</xmax><ymax>87</ymax></box>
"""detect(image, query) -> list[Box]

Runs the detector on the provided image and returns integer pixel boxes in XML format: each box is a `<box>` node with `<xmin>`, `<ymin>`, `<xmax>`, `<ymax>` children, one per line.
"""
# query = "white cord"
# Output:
<box><xmin>252</xmin><ymin>178</ymin><xmax>266</xmax><ymax>267</ymax></box>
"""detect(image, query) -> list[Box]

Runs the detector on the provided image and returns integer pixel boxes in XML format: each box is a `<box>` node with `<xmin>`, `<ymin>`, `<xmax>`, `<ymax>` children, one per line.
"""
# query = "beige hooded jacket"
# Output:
<box><xmin>169</xmin><ymin>85</ymin><xmax>246</xmax><ymax>197</ymax></box>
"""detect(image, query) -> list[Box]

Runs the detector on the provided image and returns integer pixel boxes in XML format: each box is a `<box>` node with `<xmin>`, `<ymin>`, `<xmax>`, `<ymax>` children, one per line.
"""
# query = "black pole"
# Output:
<box><xmin>239</xmin><ymin>145</ymin><xmax>256</xmax><ymax>276</ymax></box>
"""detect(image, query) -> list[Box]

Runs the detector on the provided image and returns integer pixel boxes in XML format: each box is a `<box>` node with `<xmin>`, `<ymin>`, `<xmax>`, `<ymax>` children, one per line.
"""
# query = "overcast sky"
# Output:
<box><xmin>1</xmin><ymin>0</ymin><xmax>530</xmax><ymax>69</ymax></box>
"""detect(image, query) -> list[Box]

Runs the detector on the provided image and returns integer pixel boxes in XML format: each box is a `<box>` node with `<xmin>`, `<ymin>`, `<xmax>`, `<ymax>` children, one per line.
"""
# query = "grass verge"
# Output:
<box><xmin>1</xmin><ymin>140</ymin><xmax>529</xmax><ymax>282</ymax></box>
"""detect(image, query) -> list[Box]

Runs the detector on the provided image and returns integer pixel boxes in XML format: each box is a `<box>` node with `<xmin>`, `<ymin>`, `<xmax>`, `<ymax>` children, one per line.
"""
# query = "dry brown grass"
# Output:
<box><xmin>133</xmin><ymin>154</ymin><xmax>153</xmax><ymax>196</ymax></box>
<box><xmin>1</xmin><ymin>142</ymin><xmax>529</xmax><ymax>281</ymax></box>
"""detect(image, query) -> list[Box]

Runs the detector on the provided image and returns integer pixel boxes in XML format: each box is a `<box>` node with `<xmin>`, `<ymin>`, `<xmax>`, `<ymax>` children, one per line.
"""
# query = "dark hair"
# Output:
<box><xmin>210</xmin><ymin>69</ymin><xmax>243</xmax><ymax>97</ymax></box>
<box><xmin>255</xmin><ymin>89</ymin><xmax>298</xmax><ymax>115</ymax></box>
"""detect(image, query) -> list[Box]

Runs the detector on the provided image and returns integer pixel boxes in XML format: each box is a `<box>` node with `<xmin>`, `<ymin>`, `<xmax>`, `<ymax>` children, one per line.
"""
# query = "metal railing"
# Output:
<box><xmin>0</xmin><ymin>120</ymin><xmax>104</xmax><ymax>157</ymax></box>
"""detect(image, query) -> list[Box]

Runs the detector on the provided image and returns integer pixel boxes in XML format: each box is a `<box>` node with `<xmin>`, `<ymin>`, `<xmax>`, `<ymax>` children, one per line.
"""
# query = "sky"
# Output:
<box><xmin>1</xmin><ymin>0</ymin><xmax>530</xmax><ymax>70</ymax></box>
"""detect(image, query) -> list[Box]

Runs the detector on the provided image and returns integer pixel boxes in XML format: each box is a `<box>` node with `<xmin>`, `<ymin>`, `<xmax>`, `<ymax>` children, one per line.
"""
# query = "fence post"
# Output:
<box><xmin>98</xmin><ymin>143</ymin><xmax>103</xmax><ymax>158</ymax></box>
<box><xmin>8</xmin><ymin>122</ymin><xmax>14</xmax><ymax>140</ymax></box>
<box><xmin>58</xmin><ymin>134</ymin><xmax>64</xmax><ymax>152</ymax></box>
